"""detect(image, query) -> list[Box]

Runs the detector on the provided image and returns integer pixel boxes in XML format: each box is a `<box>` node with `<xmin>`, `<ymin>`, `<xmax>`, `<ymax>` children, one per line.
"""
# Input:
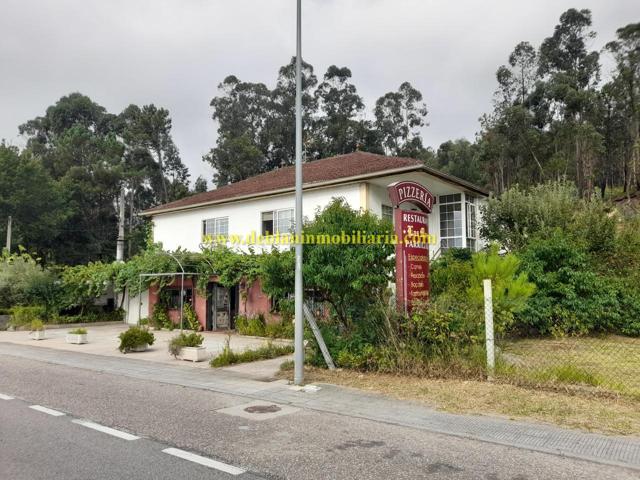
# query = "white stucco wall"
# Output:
<box><xmin>152</xmin><ymin>182</ymin><xmax>362</xmax><ymax>253</ymax></box>
<box><xmin>150</xmin><ymin>171</ymin><xmax>488</xmax><ymax>257</ymax></box>
<box><xmin>120</xmin><ymin>290</ymin><xmax>149</xmax><ymax>325</ymax></box>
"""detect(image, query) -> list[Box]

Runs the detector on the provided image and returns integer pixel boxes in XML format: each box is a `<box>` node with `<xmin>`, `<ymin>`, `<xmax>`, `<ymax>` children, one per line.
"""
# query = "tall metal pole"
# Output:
<box><xmin>5</xmin><ymin>215</ymin><xmax>11</xmax><ymax>253</ymax></box>
<box><xmin>116</xmin><ymin>187</ymin><xmax>125</xmax><ymax>262</ymax></box>
<box><xmin>293</xmin><ymin>0</ymin><xmax>305</xmax><ymax>386</ymax></box>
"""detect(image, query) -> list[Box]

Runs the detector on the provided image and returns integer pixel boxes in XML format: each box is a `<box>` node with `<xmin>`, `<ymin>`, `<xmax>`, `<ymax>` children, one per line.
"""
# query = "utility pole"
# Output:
<box><xmin>293</xmin><ymin>0</ymin><xmax>305</xmax><ymax>385</ymax></box>
<box><xmin>5</xmin><ymin>215</ymin><xmax>11</xmax><ymax>253</ymax></box>
<box><xmin>116</xmin><ymin>187</ymin><xmax>125</xmax><ymax>262</ymax></box>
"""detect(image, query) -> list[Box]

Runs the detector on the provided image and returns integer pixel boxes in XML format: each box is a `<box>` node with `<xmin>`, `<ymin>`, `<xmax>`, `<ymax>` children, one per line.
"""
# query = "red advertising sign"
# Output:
<box><xmin>394</xmin><ymin>209</ymin><xmax>430</xmax><ymax>312</ymax></box>
<box><xmin>387</xmin><ymin>181</ymin><xmax>434</xmax><ymax>313</ymax></box>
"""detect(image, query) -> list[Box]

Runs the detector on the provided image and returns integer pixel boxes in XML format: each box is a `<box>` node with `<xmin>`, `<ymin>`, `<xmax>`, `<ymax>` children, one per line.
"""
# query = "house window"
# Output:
<box><xmin>202</xmin><ymin>216</ymin><xmax>229</xmax><ymax>241</ymax></box>
<box><xmin>382</xmin><ymin>204</ymin><xmax>394</xmax><ymax>224</ymax></box>
<box><xmin>466</xmin><ymin>195</ymin><xmax>478</xmax><ymax>251</ymax></box>
<box><xmin>262</xmin><ymin>208</ymin><xmax>294</xmax><ymax>235</ymax></box>
<box><xmin>439</xmin><ymin>193</ymin><xmax>463</xmax><ymax>250</ymax></box>
<box><xmin>163</xmin><ymin>288</ymin><xmax>193</xmax><ymax>309</ymax></box>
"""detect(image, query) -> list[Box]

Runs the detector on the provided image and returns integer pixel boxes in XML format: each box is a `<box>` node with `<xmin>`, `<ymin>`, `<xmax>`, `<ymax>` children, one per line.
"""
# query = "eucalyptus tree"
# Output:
<box><xmin>374</xmin><ymin>82</ymin><xmax>428</xmax><ymax>156</ymax></box>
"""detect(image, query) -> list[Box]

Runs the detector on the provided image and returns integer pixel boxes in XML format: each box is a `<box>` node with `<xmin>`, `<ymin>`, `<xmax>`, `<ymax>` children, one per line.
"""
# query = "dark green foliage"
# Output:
<box><xmin>168</xmin><ymin>332</ymin><xmax>204</xmax><ymax>357</ymax></box>
<box><xmin>516</xmin><ymin>231</ymin><xmax>638</xmax><ymax>336</ymax></box>
<box><xmin>118</xmin><ymin>326</ymin><xmax>155</xmax><ymax>353</ymax></box>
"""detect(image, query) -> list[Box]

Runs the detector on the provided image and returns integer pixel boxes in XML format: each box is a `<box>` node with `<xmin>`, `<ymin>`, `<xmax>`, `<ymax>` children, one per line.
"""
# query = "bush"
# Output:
<box><xmin>30</xmin><ymin>319</ymin><xmax>45</xmax><ymax>331</ymax></box>
<box><xmin>150</xmin><ymin>305</ymin><xmax>170</xmax><ymax>330</ymax></box>
<box><xmin>168</xmin><ymin>332</ymin><xmax>204</xmax><ymax>357</ymax></box>
<box><xmin>210</xmin><ymin>342</ymin><xmax>294</xmax><ymax>367</ymax></box>
<box><xmin>516</xmin><ymin>231</ymin><xmax>626</xmax><ymax>336</ymax></box>
<box><xmin>183</xmin><ymin>303</ymin><xmax>201</xmax><ymax>331</ymax></box>
<box><xmin>118</xmin><ymin>326</ymin><xmax>155</xmax><ymax>353</ymax></box>
<box><xmin>10</xmin><ymin>305</ymin><xmax>45</xmax><ymax>327</ymax></box>
<box><xmin>264</xmin><ymin>319</ymin><xmax>294</xmax><ymax>339</ymax></box>
<box><xmin>68</xmin><ymin>327</ymin><xmax>87</xmax><ymax>335</ymax></box>
<box><xmin>235</xmin><ymin>314</ymin><xmax>266</xmax><ymax>336</ymax></box>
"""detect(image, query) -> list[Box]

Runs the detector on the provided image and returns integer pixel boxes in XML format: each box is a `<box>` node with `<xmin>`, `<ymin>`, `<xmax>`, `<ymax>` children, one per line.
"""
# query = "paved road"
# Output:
<box><xmin>0</xmin><ymin>395</ymin><xmax>262</xmax><ymax>480</ymax></box>
<box><xmin>0</xmin><ymin>353</ymin><xmax>638</xmax><ymax>479</ymax></box>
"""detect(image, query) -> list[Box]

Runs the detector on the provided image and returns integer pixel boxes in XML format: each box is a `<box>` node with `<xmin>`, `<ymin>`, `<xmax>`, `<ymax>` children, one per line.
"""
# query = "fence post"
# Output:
<box><xmin>483</xmin><ymin>278</ymin><xmax>495</xmax><ymax>379</ymax></box>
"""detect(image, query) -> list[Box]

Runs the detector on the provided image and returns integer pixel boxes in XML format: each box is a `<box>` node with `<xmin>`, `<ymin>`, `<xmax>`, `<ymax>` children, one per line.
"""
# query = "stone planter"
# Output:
<box><xmin>30</xmin><ymin>330</ymin><xmax>45</xmax><ymax>341</ymax></box>
<box><xmin>129</xmin><ymin>344</ymin><xmax>148</xmax><ymax>353</ymax></box>
<box><xmin>179</xmin><ymin>346</ymin><xmax>208</xmax><ymax>362</ymax></box>
<box><xmin>65</xmin><ymin>333</ymin><xmax>88</xmax><ymax>344</ymax></box>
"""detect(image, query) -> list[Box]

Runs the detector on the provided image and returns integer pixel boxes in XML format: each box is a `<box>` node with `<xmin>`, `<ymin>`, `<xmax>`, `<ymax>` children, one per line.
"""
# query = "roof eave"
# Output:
<box><xmin>141</xmin><ymin>164</ymin><xmax>489</xmax><ymax>217</ymax></box>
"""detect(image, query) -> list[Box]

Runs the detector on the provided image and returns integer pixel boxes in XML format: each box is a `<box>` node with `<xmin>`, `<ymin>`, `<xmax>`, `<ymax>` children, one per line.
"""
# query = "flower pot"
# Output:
<box><xmin>129</xmin><ymin>344</ymin><xmax>148</xmax><ymax>352</ymax></box>
<box><xmin>30</xmin><ymin>330</ymin><xmax>45</xmax><ymax>341</ymax></box>
<box><xmin>179</xmin><ymin>346</ymin><xmax>208</xmax><ymax>362</ymax></box>
<box><xmin>65</xmin><ymin>333</ymin><xmax>88</xmax><ymax>344</ymax></box>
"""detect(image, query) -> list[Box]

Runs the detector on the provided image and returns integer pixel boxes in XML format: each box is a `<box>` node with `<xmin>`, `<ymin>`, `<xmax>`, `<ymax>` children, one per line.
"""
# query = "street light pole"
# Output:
<box><xmin>293</xmin><ymin>0</ymin><xmax>304</xmax><ymax>386</ymax></box>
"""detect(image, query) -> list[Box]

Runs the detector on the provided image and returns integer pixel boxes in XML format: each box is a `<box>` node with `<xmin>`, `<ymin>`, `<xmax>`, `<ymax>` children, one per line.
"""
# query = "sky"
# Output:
<box><xmin>1</xmin><ymin>0</ymin><xmax>637</xmax><ymax>187</ymax></box>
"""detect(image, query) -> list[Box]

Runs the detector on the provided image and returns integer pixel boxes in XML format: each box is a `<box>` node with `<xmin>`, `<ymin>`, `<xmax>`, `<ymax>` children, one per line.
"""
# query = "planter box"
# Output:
<box><xmin>179</xmin><ymin>346</ymin><xmax>208</xmax><ymax>362</ymax></box>
<box><xmin>129</xmin><ymin>344</ymin><xmax>148</xmax><ymax>353</ymax></box>
<box><xmin>30</xmin><ymin>330</ymin><xmax>45</xmax><ymax>341</ymax></box>
<box><xmin>65</xmin><ymin>333</ymin><xmax>88</xmax><ymax>344</ymax></box>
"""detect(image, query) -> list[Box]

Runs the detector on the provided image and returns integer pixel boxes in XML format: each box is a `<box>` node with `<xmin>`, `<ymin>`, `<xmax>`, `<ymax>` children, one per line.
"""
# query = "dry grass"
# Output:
<box><xmin>500</xmin><ymin>335</ymin><xmax>640</xmax><ymax>397</ymax></box>
<box><xmin>279</xmin><ymin>366</ymin><xmax>640</xmax><ymax>436</ymax></box>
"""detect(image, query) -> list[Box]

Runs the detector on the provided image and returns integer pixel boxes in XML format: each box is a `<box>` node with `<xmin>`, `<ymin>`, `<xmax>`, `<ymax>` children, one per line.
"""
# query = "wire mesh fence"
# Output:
<box><xmin>494</xmin><ymin>335</ymin><xmax>640</xmax><ymax>398</ymax></box>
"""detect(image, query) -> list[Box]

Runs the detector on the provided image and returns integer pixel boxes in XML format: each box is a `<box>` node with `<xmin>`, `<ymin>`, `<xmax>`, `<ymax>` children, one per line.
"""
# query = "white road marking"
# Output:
<box><xmin>72</xmin><ymin>419</ymin><xmax>139</xmax><ymax>440</ymax></box>
<box><xmin>0</xmin><ymin>393</ymin><xmax>14</xmax><ymax>400</ymax></box>
<box><xmin>162</xmin><ymin>447</ymin><xmax>246</xmax><ymax>475</ymax></box>
<box><xmin>29</xmin><ymin>405</ymin><xmax>65</xmax><ymax>416</ymax></box>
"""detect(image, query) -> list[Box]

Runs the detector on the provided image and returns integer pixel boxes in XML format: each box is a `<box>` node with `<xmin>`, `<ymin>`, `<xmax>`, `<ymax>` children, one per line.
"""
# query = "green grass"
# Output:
<box><xmin>499</xmin><ymin>335</ymin><xmax>640</xmax><ymax>397</ymax></box>
<box><xmin>210</xmin><ymin>342</ymin><xmax>294</xmax><ymax>367</ymax></box>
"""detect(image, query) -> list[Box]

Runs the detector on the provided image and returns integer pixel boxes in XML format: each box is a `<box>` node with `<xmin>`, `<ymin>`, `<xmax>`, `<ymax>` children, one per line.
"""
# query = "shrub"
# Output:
<box><xmin>183</xmin><ymin>303</ymin><xmax>201</xmax><ymax>331</ymax></box>
<box><xmin>150</xmin><ymin>305</ymin><xmax>170</xmax><ymax>330</ymax></box>
<box><xmin>30</xmin><ymin>319</ymin><xmax>45</xmax><ymax>331</ymax></box>
<box><xmin>118</xmin><ymin>326</ymin><xmax>155</xmax><ymax>353</ymax></box>
<box><xmin>260</xmin><ymin>198</ymin><xmax>394</xmax><ymax>331</ymax></box>
<box><xmin>68</xmin><ymin>327</ymin><xmax>87</xmax><ymax>335</ymax></box>
<box><xmin>235</xmin><ymin>314</ymin><xmax>266</xmax><ymax>336</ymax></box>
<box><xmin>264</xmin><ymin>319</ymin><xmax>294</xmax><ymax>339</ymax></box>
<box><xmin>168</xmin><ymin>332</ymin><xmax>204</xmax><ymax>357</ymax></box>
<box><xmin>516</xmin><ymin>231</ymin><xmax>625</xmax><ymax>336</ymax></box>
<box><xmin>10</xmin><ymin>305</ymin><xmax>46</xmax><ymax>327</ymax></box>
<box><xmin>210</xmin><ymin>342</ymin><xmax>294</xmax><ymax>367</ymax></box>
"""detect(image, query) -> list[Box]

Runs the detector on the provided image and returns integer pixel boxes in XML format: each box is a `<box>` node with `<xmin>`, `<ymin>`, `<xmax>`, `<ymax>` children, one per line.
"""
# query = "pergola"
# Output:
<box><xmin>133</xmin><ymin>251</ymin><xmax>209</xmax><ymax>333</ymax></box>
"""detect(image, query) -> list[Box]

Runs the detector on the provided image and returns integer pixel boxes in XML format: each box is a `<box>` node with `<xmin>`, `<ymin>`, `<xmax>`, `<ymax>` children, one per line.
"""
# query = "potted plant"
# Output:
<box><xmin>118</xmin><ymin>326</ymin><xmax>155</xmax><ymax>353</ymax></box>
<box><xmin>29</xmin><ymin>319</ymin><xmax>46</xmax><ymax>340</ymax></box>
<box><xmin>168</xmin><ymin>332</ymin><xmax>207</xmax><ymax>362</ymax></box>
<box><xmin>66</xmin><ymin>327</ymin><xmax>88</xmax><ymax>344</ymax></box>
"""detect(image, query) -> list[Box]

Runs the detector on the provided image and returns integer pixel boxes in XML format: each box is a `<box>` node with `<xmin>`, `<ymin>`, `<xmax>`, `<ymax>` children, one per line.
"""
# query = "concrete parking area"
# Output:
<box><xmin>0</xmin><ymin>324</ymin><xmax>292</xmax><ymax>370</ymax></box>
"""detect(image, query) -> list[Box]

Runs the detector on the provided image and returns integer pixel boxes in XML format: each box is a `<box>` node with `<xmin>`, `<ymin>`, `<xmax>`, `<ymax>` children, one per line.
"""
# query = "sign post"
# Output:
<box><xmin>387</xmin><ymin>181</ymin><xmax>435</xmax><ymax>313</ymax></box>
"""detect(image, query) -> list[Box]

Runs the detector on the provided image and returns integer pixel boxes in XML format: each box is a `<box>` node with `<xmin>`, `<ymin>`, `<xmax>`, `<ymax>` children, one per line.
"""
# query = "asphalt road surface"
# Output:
<box><xmin>0</xmin><ymin>353</ymin><xmax>638</xmax><ymax>480</ymax></box>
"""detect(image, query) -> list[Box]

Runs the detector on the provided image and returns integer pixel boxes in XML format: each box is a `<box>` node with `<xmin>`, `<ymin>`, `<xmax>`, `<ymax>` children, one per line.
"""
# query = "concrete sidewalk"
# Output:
<box><xmin>0</xmin><ymin>341</ymin><xmax>639</xmax><ymax>472</ymax></box>
<box><xmin>0</xmin><ymin>325</ymin><xmax>291</xmax><ymax>371</ymax></box>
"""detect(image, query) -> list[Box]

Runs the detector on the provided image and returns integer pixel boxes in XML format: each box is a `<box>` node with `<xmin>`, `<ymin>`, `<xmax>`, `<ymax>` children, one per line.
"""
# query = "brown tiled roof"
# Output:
<box><xmin>142</xmin><ymin>151</ymin><xmax>487</xmax><ymax>215</ymax></box>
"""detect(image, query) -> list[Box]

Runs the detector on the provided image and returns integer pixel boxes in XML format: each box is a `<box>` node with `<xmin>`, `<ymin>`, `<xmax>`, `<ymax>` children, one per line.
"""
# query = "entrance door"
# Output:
<box><xmin>207</xmin><ymin>283</ymin><xmax>230</xmax><ymax>330</ymax></box>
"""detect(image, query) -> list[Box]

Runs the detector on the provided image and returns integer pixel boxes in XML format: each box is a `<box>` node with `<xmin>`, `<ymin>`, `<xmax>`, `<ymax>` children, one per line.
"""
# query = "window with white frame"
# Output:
<box><xmin>466</xmin><ymin>194</ymin><xmax>478</xmax><ymax>251</ymax></box>
<box><xmin>202</xmin><ymin>216</ymin><xmax>229</xmax><ymax>241</ymax></box>
<box><xmin>261</xmin><ymin>208</ymin><xmax>294</xmax><ymax>235</ymax></box>
<box><xmin>381</xmin><ymin>204</ymin><xmax>394</xmax><ymax>224</ymax></box>
<box><xmin>439</xmin><ymin>193</ymin><xmax>463</xmax><ymax>250</ymax></box>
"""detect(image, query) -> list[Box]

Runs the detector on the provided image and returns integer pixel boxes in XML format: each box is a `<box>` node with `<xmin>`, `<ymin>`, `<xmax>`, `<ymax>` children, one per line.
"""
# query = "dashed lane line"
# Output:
<box><xmin>162</xmin><ymin>447</ymin><xmax>246</xmax><ymax>476</ymax></box>
<box><xmin>29</xmin><ymin>405</ymin><xmax>66</xmax><ymax>416</ymax></box>
<box><xmin>72</xmin><ymin>419</ymin><xmax>140</xmax><ymax>441</ymax></box>
<box><xmin>0</xmin><ymin>393</ymin><xmax>14</xmax><ymax>400</ymax></box>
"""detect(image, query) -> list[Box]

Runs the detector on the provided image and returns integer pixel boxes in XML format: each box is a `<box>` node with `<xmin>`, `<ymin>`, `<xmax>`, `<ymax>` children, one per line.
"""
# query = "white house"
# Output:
<box><xmin>129</xmin><ymin>151</ymin><xmax>488</xmax><ymax>329</ymax></box>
